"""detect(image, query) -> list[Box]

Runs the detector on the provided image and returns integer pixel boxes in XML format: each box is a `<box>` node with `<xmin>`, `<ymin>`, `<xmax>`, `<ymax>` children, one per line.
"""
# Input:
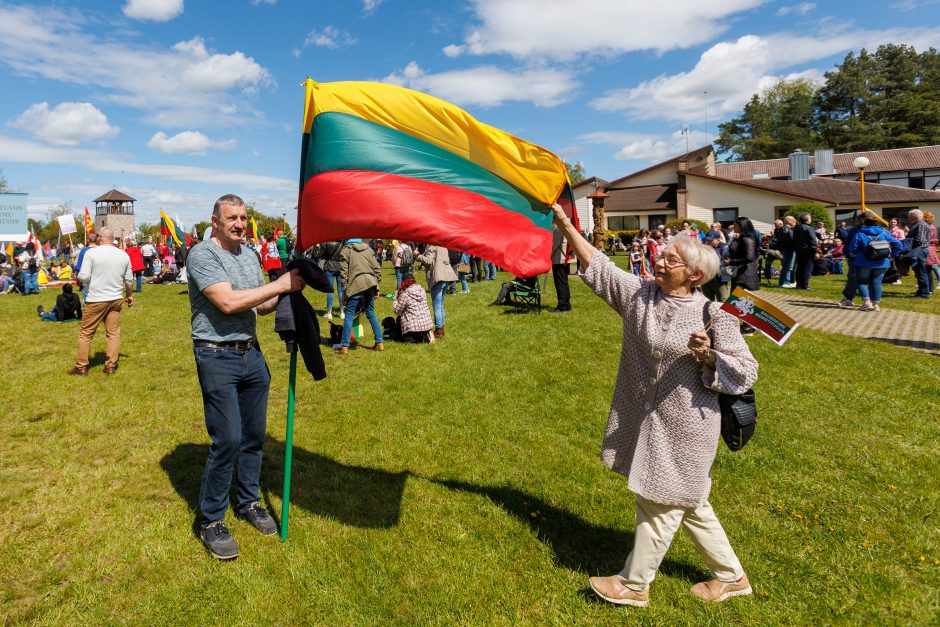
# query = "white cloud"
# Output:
<box><xmin>590</xmin><ymin>26</ymin><xmax>940</xmax><ymax>122</ymax></box>
<box><xmin>0</xmin><ymin>6</ymin><xmax>273</xmax><ymax>128</ymax></box>
<box><xmin>444</xmin><ymin>0</ymin><xmax>766</xmax><ymax>60</ymax></box>
<box><xmin>250</xmin><ymin>0</ymin><xmax>277</xmax><ymax>5</ymax></box>
<box><xmin>363</xmin><ymin>0</ymin><xmax>385</xmax><ymax>15</ymax></box>
<box><xmin>580</xmin><ymin>128</ymin><xmax>709</xmax><ymax>163</ymax></box>
<box><xmin>147</xmin><ymin>131</ymin><xmax>237</xmax><ymax>155</ymax></box>
<box><xmin>122</xmin><ymin>0</ymin><xmax>183</xmax><ymax>22</ymax></box>
<box><xmin>776</xmin><ymin>3</ymin><xmax>815</xmax><ymax>16</ymax></box>
<box><xmin>0</xmin><ymin>133</ymin><xmax>294</xmax><ymax>191</ymax></box>
<box><xmin>382</xmin><ymin>61</ymin><xmax>577</xmax><ymax>108</ymax></box>
<box><xmin>303</xmin><ymin>26</ymin><xmax>357</xmax><ymax>49</ymax></box>
<box><xmin>9</xmin><ymin>102</ymin><xmax>119</xmax><ymax>145</ymax></box>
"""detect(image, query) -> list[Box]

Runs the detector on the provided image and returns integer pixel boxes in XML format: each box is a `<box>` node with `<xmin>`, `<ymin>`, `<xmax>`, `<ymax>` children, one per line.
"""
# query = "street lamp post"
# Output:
<box><xmin>853</xmin><ymin>156</ymin><xmax>870</xmax><ymax>213</ymax></box>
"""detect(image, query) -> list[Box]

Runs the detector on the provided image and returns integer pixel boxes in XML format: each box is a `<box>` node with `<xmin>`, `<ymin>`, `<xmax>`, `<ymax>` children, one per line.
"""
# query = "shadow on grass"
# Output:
<box><xmin>160</xmin><ymin>441</ymin><xmax>408</xmax><ymax>536</ymax></box>
<box><xmin>431</xmin><ymin>478</ymin><xmax>704</xmax><ymax>581</ymax></box>
<box><xmin>868</xmin><ymin>336</ymin><xmax>940</xmax><ymax>354</ymax></box>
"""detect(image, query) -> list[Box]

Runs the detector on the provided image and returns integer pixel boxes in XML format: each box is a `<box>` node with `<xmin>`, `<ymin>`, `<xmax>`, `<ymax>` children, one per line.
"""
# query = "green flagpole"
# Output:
<box><xmin>280</xmin><ymin>347</ymin><xmax>297</xmax><ymax>542</ymax></box>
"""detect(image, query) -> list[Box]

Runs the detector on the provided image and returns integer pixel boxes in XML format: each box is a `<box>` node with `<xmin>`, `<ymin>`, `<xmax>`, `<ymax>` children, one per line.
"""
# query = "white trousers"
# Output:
<box><xmin>620</xmin><ymin>495</ymin><xmax>744</xmax><ymax>591</ymax></box>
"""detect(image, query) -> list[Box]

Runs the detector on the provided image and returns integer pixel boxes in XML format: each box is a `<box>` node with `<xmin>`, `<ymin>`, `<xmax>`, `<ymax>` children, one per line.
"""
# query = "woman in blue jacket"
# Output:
<box><xmin>846</xmin><ymin>214</ymin><xmax>904</xmax><ymax>311</ymax></box>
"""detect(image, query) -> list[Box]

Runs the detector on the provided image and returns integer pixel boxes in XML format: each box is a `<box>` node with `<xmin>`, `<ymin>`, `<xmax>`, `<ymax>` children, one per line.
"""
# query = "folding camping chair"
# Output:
<box><xmin>510</xmin><ymin>275</ymin><xmax>543</xmax><ymax>314</ymax></box>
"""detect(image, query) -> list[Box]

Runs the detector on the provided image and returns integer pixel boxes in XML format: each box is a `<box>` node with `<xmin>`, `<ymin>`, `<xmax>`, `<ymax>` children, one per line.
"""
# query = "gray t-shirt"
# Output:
<box><xmin>187</xmin><ymin>241</ymin><xmax>265</xmax><ymax>341</ymax></box>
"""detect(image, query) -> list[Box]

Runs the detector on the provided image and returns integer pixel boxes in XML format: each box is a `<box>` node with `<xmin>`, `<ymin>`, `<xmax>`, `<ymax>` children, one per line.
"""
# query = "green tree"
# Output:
<box><xmin>564</xmin><ymin>160</ymin><xmax>586</xmax><ymax>184</ymax></box>
<box><xmin>784</xmin><ymin>202</ymin><xmax>831</xmax><ymax>232</ymax></box>
<box><xmin>247</xmin><ymin>204</ymin><xmax>291</xmax><ymax>240</ymax></box>
<box><xmin>716</xmin><ymin>79</ymin><xmax>817</xmax><ymax>161</ymax></box>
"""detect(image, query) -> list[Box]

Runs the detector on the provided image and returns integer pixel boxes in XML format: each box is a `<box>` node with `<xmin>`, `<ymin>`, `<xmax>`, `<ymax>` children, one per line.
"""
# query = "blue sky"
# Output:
<box><xmin>1</xmin><ymin>0</ymin><xmax>939</xmax><ymax>229</ymax></box>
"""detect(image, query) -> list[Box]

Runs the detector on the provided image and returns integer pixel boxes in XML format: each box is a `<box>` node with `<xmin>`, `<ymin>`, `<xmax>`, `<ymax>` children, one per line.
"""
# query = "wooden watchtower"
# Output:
<box><xmin>93</xmin><ymin>188</ymin><xmax>136</xmax><ymax>239</ymax></box>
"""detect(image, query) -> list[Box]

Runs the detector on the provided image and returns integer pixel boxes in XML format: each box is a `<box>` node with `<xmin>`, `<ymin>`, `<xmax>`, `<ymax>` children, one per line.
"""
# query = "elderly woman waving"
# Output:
<box><xmin>551</xmin><ymin>204</ymin><xmax>758</xmax><ymax>608</ymax></box>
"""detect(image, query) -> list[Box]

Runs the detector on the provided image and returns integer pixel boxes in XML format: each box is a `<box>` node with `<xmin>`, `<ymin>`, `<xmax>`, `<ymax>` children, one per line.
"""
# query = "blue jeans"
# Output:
<box><xmin>395</xmin><ymin>266</ymin><xmax>409</xmax><ymax>290</ymax></box>
<box><xmin>325</xmin><ymin>270</ymin><xmax>344</xmax><ymax>311</ymax></box>
<box><xmin>194</xmin><ymin>345</ymin><xmax>271</xmax><ymax>526</ymax></box>
<box><xmin>134</xmin><ymin>270</ymin><xmax>143</xmax><ymax>293</ymax></box>
<box><xmin>855</xmin><ymin>266</ymin><xmax>887</xmax><ymax>303</ymax></box>
<box><xmin>429</xmin><ymin>280</ymin><xmax>447</xmax><ymax>329</ymax></box>
<box><xmin>842</xmin><ymin>259</ymin><xmax>858</xmax><ymax>301</ymax></box>
<box><xmin>342</xmin><ymin>288</ymin><xmax>383</xmax><ymax>347</ymax></box>
<box><xmin>778</xmin><ymin>251</ymin><xmax>795</xmax><ymax>286</ymax></box>
<box><xmin>22</xmin><ymin>269</ymin><xmax>39</xmax><ymax>294</ymax></box>
<box><xmin>0</xmin><ymin>276</ymin><xmax>12</xmax><ymax>292</ymax></box>
<box><xmin>910</xmin><ymin>251</ymin><xmax>930</xmax><ymax>295</ymax></box>
<box><xmin>458</xmin><ymin>272</ymin><xmax>469</xmax><ymax>291</ymax></box>
<box><xmin>485</xmin><ymin>261</ymin><xmax>496</xmax><ymax>280</ymax></box>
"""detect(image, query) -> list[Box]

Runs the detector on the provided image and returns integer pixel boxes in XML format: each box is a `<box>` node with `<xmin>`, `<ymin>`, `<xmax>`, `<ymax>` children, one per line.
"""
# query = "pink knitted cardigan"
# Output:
<box><xmin>582</xmin><ymin>253</ymin><xmax>759</xmax><ymax>507</ymax></box>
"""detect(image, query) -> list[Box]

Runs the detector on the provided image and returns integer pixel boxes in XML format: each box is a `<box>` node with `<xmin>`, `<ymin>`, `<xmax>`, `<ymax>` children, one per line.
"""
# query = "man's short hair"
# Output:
<box><xmin>213</xmin><ymin>194</ymin><xmax>246</xmax><ymax>216</ymax></box>
<box><xmin>800</xmin><ymin>213</ymin><xmax>812</xmax><ymax>223</ymax></box>
<box><xmin>908</xmin><ymin>209</ymin><xmax>923</xmax><ymax>221</ymax></box>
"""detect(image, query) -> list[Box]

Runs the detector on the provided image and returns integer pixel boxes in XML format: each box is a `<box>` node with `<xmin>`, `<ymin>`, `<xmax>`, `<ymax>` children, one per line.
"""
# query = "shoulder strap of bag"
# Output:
<box><xmin>702</xmin><ymin>301</ymin><xmax>713</xmax><ymax>344</ymax></box>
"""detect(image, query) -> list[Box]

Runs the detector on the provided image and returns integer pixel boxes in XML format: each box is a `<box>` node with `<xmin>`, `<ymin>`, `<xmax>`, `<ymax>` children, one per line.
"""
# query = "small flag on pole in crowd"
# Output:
<box><xmin>83</xmin><ymin>207</ymin><xmax>94</xmax><ymax>234</ymax></box>
<box><xmin>720</xmin><ymin>288</ymin><xmax>799</xmax><ymax>346</ymax></box>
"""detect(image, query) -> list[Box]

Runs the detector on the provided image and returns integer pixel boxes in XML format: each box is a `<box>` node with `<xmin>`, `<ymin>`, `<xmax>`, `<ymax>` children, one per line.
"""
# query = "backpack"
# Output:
<box><xmin>864</xmin><ymin>231</ymin><xmax>891</xmax><ymax>261</ymax></box>
<box><xmin>27</xmin><ymin>254</ymin><xmax>38</xmax><ymax>272</ymax></box>
<box><xmin>399</xmin><ymin>245</ymin><xmax>414</xmax><ymax>268</ymax></box>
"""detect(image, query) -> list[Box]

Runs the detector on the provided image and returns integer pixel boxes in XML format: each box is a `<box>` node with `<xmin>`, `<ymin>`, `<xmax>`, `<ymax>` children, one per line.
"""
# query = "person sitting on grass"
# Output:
<box><xmin>552</xmin><ymin>202</ymin><xmax>759</xmax><ymax>608</ymax></box>
<box><xmin>386</xmin><ymin>273</ymin><xmax>434</xmax><ymax>343</ymax></box>
<box><xmin>146</xmin><ymin>266</ymin><xmax>180</xmax><ymax>284</ymax></box>
<box><xmin>37</xmin><ymin>283</ymin><xmax>82</xmax><ymax>322</ymax></box>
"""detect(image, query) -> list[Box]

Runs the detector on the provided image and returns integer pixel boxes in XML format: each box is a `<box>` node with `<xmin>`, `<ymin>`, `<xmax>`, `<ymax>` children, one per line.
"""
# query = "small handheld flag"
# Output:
<box><xmin>719</xmin><ymin>288</ymin><xmax>799</xmax><ymax>345</ymax></box>
<box><xmin>83</xmin><ymin>207</ymin><xmax>94</xmax><ymax>235</ymax></box>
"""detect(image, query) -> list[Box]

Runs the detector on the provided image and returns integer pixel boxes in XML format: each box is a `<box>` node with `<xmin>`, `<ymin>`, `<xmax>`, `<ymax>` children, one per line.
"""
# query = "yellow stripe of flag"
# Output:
<box><xmin>302</xmin><ymin>79</ymin><xmax>568</xmax><ymax>206</ymax></box>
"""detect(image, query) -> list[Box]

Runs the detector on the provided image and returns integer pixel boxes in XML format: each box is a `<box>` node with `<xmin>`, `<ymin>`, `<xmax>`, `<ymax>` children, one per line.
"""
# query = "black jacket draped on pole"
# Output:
<box><xmin>273</xmin><ymin>258</ymin><xmax>333</xmax><ymax>381</ymax></box>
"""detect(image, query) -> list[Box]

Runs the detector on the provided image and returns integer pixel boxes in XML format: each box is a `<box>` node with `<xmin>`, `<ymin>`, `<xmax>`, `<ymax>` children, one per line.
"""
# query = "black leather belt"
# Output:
<box><xmin>193</xmin><ymin>339</ymin><xmax>256</xmax><ymax>350</ymax></box>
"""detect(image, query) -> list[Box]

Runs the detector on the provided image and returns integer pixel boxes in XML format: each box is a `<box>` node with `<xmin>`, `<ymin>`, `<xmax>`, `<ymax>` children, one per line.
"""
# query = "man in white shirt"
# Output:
<box><xmin>140</xmin><ymin>237</ymin><xmax>157</xmax><ymax>276</ymax></box>
<box><xmin>69</xmin><ymin>227</ymin><xmax>133</xmax><ymax>375</ymax></box>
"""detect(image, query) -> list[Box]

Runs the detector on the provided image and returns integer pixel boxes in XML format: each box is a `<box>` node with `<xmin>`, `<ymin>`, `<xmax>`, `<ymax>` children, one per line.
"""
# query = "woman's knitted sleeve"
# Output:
<box><xmin>579</xmin><ymin>252</ymin><xmax>641</xmax><ymax>316</ymax></box>
<box><xmin>701</xmin><ymin>306</ymin><xmax>759</xmax><ymax>394</ymax></box>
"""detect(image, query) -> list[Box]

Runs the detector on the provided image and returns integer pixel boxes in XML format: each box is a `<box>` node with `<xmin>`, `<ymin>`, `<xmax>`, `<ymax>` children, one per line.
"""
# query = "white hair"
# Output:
<box><xmin>908</xmin><ymin>209</ymin><xmax>923</xmax><ymax>221</ymax></box>
<box><xmin>663</xmin><ymin>235</ymin><xmax>718</xmax><ymax>287</ymax></box>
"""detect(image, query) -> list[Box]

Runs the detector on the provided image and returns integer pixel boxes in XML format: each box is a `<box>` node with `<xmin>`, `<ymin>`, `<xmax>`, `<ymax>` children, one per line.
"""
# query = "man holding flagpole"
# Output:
<box><xmin>186</xmin><ymin>193</ymin><xmax>305</xmax><ymax>560</ymax></box>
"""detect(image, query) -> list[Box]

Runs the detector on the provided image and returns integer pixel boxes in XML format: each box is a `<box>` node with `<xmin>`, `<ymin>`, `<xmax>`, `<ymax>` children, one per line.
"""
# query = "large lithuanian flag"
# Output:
<box><xmin>296</xmin><ymin>79</ymin><xmax>575</xmax><ymax>277</ymax></box>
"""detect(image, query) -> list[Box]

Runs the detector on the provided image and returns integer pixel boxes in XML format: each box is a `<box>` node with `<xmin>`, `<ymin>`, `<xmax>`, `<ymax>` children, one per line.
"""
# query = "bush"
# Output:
<box><xmin>616</xmin><ymin>230</ymin><xmax>640</xmax><ymax>246</ymax></box>
<box><xmin>662</xmin><ymin>217</ymin><xmax>709</xmax><ymax>232</ymax></box>
<box><xmin>784</xmin><ymin>202</ymin><xmax>832</xmax><ymax>232</ymax></box>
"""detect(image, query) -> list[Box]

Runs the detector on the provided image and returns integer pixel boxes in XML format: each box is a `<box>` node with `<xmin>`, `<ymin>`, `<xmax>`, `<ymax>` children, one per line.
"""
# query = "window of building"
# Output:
<box><xmin>606</xmin><ymin>215</ymin><xmax>640</xmax><ymax>231</ymax></box>
<box><xmin>881</xmin><ymin>207</ymin><xmax>917</xmax><ymax>226</ymax></box>
<box><xmin>713</xmin><ymin>207</ymin><xmax>738</xmax><ymax>229</ymax></box>
<box><xmin>774</xmin><ymin>205</ymin><xmax>793</xmax><ymax>220</ymax></box>
<box><xmin>835</xmin><ymin>209</ymin><xmax>860</xmax><ymax>223</ymax></box>
<box><xmin>647</xmin><ymin>214</ymin><xmax>669</xmax><ymax>230</ymax></box>
<box><xmin>909</xmin><ymin>174</ymin><xmax>925</xmax><ymax>189</ymax></box>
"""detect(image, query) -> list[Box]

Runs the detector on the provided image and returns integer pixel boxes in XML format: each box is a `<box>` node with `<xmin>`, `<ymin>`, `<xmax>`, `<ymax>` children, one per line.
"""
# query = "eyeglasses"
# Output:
<box><xmin>655</xmin><ymin>252</ymin><xmax>686</xmax><ymax>269</ymax></box>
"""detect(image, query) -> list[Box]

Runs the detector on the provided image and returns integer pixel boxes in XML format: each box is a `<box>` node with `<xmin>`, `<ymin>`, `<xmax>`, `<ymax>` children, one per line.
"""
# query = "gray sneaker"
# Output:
<box><xmin>236</xmin><ymin>501</ymin><xmax>278</xmax><ymax>536</ymax></box>
<box><xmin>200</xmin><ymin>520</ymin><xmax>239</xmax><ymax>560</ymax></box>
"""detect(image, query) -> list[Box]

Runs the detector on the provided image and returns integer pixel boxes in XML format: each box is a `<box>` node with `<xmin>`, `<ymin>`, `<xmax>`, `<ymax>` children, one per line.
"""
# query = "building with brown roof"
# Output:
<box><xmin>574</xmin><ymin>144</ymin><xmax>940</xmax><ymax>235</ymax></box>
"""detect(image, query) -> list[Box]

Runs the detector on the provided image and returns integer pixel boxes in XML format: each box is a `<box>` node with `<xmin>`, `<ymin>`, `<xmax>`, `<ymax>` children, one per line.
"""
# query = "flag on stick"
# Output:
<box><xmin>295</xmin><ymin>78</ymin><xmax>574</xmax><ymax>277</ymax></box>
<box><xmin>720</xmin><ymin>288</ymin><xmax>799</xmax><ymax>345</ymax></box>
<box><xmin>83</xmin><ymin>207</ymin><xmax>94</xmax><ymax>235</ymax></box>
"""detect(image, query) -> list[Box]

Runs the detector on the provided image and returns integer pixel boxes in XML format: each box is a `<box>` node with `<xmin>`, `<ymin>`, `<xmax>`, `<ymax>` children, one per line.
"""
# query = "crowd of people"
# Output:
<box><xmin>608</xmin><ymin>210</ymin><xmax>938</xmax><ymax>313</ymax></box>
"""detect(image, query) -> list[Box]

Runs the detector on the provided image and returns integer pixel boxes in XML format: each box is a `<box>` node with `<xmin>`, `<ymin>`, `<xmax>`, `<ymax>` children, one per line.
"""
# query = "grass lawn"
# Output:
<box><xmin>1</xmin><ymin>260</ymin><xmax>938</xmax><ymax>625</ymax></box>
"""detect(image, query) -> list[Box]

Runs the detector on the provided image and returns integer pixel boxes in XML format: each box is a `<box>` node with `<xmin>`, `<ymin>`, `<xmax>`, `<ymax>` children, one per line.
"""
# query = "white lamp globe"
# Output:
<box><xmin>853</xmin><ymin>156</ymin><xmax>870</xmax><ymax>169</ymax></box>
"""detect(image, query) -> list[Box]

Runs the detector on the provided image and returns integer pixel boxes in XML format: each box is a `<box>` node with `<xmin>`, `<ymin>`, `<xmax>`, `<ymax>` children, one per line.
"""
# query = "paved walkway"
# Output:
<box><xmin>759</xmin><ymin>291</ymin><xmax>939</xmax><ymax>355</ymax></box>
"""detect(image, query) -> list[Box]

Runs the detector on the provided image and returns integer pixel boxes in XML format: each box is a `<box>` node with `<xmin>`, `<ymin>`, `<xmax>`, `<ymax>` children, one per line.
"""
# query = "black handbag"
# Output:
<box><xmin>702</xmin><ymin>304</ymin><xmax>757</xmax><ymax>451</ymax></box>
